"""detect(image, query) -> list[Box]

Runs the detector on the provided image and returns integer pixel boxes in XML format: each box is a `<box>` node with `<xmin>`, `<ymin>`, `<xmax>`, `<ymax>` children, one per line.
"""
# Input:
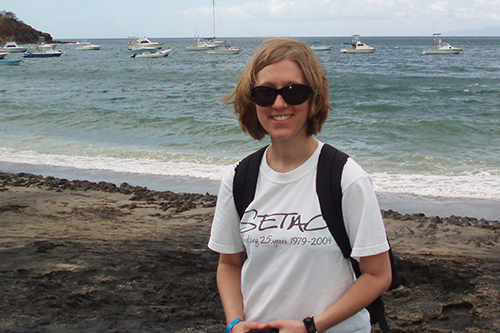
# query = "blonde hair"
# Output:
<box><xmin>224</xmin><ymin>38</ymin><xmax>331</xmax><ymax>140</ymax></box>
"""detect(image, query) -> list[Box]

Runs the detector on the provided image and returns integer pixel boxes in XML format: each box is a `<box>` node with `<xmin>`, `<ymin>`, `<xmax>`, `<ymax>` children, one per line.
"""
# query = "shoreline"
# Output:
<box><xmin>1</xmin><ymin>170</ymin><xmax>498</xmax><ymax>229</ymax></box>
<box><xmin>1</xmin><ymin>171</ymin><xmax>499</xmax><ymax>332</ymax></box>
<box><xmin>0</xmin><ymin>162</ymin><xmax>222</xmax><ymax>195</ymax></box>
<box><xmin>1</xmin><ymin>165</ymin><xmax>499</xmax><ymax>222</ymax></box>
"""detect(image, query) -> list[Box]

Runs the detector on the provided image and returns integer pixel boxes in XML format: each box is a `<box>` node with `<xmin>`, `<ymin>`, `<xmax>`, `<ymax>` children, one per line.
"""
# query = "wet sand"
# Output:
<box><xmin>1</xmin><ymin>172</ymin><xmax>499</xmax><ymax>333</ymax></box>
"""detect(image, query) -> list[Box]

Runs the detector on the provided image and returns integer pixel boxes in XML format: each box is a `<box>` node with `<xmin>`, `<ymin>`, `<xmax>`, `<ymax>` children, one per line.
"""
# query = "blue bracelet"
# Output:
<box><xmin>226</xmin><ymin>317</ymin><xmax>243</xmax><ymax>333</ymax></box>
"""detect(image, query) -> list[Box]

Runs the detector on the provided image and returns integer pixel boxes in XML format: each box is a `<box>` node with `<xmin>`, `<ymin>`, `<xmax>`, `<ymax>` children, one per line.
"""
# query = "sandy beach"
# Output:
<box><xmin>1</xmin><ymin>172</ymin><xmax>499</xmax><ymax>333</ymax></box>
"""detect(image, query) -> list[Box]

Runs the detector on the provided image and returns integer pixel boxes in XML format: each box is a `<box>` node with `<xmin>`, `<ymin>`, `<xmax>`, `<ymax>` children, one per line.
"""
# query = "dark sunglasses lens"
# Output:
<box><xmin>251</xmin><ymin>86</ymin><xmax>277</xmax><ymax>107</ymax></box>
<box><xmin>282</xmin><ymin>85</ymin><xmax>311</xmax><ymax>105</ymax></box>
<box><xmin>251</xmin><ymin>84</ymin><xmax>311</xmax><ymax>107</ymax></box>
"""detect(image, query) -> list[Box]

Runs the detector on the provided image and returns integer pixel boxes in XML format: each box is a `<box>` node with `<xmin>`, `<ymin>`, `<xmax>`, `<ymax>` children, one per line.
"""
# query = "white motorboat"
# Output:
<box><xmin>207</xmin><ymin>42</ymin><xmax>240</xmax><ymax>54</ymax></box>
<box><xmin>0</xmin><ymin>52</ymin><xmax>8</xmax><ymax>59</ymax></box>
<box><xmin>75</xmin><ymin>39</ymin><xmax>101</xmax><ymax>51</ymax></box>
<box><xmin>310</xmin><ymin>42</ymin><xmax>332</xmax><ymax>51</ymax></box>
<box><xmin>131</xmin><ymin>49</ymin><xmax>171</xmax><ymax>58</ymax></box>
<box><xmin>422</xmin><ymin>33</ymin><xmax>463</xmax><ymax>55</ymax></box>
<box><xmin>127</xmin><ymin>36</ymin><xmax>164</xmax><ymax>51</ymax></box>
<box><xmin>24</xmin><ymin>43</ymin><xmax>63</xmax><ymax>58</ymax></box>
<box><xmin>341</xmin><ymin>35</ymin><xmax>376</xmax><ymax>53</ymax></box>
<box><xmin>0</xmin><ymin>39</ymin><xmax>28</xmax><ymax>53</ymax></box>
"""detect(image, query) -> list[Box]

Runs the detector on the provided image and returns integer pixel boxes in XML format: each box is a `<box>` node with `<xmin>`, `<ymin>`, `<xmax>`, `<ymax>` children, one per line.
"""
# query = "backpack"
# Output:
<box><xmin>233</xmin><ymin>143</ymin><xmax>399</xmax><ymax>333</ymax></box>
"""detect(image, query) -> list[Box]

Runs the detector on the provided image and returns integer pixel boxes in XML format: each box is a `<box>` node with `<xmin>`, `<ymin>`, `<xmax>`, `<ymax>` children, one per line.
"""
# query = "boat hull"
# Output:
<box><xmin>422</xmin><ymin>49</ymin><xmax>463</xmax><ymax>55</ymax></box>
<box><xmin>1</xmin><ymin>48</ymin><xmax>28</xmax><ymax>53</ymax></box>
<box><xmin>186</xmin><ymin>45</ymin><xmax>218</xmax><ymax>51</ymax></box>
<box><xmin>24</xmin><ymin>52</ymin><xmax>63</xmax><ymax>58</ymax></box>
<box><xmin>207</xmin><ymin>49</ymin><xmax>240</xmax><ymax>54</ymax></box>
<box><xmin>311</xmin><ymin>46</ymin><xmax>332</xmax><ymax>51</ymax></box>
<box><xmin>76</xmin><ymin>45</ymin><xmax>101</xmax><ymax>51</ymax></box>
<box><xmin>0</xmin><ymin>59</ymin><xmax>22</xmax><ymax>65</ymax></box>
<box><xmin>131</xmin><ymin>49</ymin><xmax>171</xmax><ymax>58</ymax></box>
<box><xmin>341</xmin><ymin>48</ymin><xmax>376</xmax><ymax>53</ymax></box>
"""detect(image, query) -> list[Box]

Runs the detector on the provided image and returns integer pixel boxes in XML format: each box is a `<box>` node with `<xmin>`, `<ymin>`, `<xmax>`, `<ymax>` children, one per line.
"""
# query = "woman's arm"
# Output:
<box><xmin>313</xmin><ymin>251</ymin><xmax>392</xmax><ymax>332</ymax></box>
<box><xmin>217</xmin><ymin>252</ymin><xmax>245</xmax><ymax>322</ymax></box>
<box><xmin>217</xmin><ymin>252</ymin><xmax>270</xmax><ymax>333</ymax></box>
<box><xmin>268</xmin><ymin>251</ymin><xmax>392</xmax><ymax>333</ymax></box>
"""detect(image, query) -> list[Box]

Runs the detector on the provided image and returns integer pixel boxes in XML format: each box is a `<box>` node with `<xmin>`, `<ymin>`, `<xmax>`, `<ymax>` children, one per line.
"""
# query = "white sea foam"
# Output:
<box><xmin>2</xmin><ymin>148</ymin><xmax>499</xmax><ymax>202</ymax></box>
<box><xmin>372</xmin><ymin>171</ymin><xmax>500</xmax><ymax>200</ymax></box>
<box><xmin>0</xmin><ymin>148</ymin><xmax>228</xmax><ymax>182</ymax></box>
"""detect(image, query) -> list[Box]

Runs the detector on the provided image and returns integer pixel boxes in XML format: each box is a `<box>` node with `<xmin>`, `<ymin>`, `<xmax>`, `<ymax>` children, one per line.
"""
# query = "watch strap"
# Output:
<box><xmin>303</xmin><ymin>316</ymin><xmax>318</xmax><ymax>333</ymax></box>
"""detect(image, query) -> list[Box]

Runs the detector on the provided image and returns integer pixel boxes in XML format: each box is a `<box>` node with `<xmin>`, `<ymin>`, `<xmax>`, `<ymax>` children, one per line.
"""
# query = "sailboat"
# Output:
<box><xmin>186</xmin><ymin>0</ymin><xmax>227</xmax><ymax>51</ymax></box>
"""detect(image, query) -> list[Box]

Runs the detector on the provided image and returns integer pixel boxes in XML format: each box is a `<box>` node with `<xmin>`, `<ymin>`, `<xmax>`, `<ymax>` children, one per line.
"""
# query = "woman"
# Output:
<box><xmin>208</xmin><ymin>38</ymin><xmax>392</xmax><ymax>333</ymax></box>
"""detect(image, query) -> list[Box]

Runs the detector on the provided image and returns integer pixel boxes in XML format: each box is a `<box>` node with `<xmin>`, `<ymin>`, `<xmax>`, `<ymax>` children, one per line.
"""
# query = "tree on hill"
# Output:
<box><xmin>1</xmin><ymin>10</ymin><xmax>18</xmax><ymax>20</ymax></box>
<box><xmin>0</xmin><ymin>10</ymin><xmax>53</xmax><ymax>44</ymax></box>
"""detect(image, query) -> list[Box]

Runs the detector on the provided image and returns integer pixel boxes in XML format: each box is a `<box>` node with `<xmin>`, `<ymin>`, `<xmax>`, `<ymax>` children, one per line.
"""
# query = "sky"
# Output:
<box><xmin>3</xmin><ymin>0</ymin><xmax>500</xmax><ymax>39</ymax></box>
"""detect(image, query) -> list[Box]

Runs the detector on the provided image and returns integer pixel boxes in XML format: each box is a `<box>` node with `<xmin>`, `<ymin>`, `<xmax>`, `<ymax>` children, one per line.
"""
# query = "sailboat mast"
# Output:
<box><xmin>212</xmin><ymin>0</ymin><xmax>216</xmax><ymax>39</ymax></box>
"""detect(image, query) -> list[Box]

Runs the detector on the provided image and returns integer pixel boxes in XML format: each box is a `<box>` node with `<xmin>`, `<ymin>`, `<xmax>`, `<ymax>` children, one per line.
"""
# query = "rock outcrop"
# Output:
<box><xmin>0</xmin><ymin>11</ymin><xmax>53</xmax><ymax>44</ymax></box>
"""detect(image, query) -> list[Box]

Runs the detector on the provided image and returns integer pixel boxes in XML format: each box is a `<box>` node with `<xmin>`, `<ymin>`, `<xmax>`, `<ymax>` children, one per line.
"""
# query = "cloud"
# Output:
<box><xmin>5</xmin><ymin>0</ymin><xmax>500</xmax><ymax>38</ymax></box>
<box><xmin>201</xmin><ymin>0</ymin><xmax>500</xmax><ymax>36</ymax></box>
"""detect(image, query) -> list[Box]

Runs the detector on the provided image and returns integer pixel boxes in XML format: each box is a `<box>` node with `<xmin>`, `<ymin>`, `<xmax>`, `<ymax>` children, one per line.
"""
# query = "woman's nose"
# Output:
<box><xmin>272</xmin><ymin>93</ymin><xmax>287</xmax><ymax>109</ymax></box>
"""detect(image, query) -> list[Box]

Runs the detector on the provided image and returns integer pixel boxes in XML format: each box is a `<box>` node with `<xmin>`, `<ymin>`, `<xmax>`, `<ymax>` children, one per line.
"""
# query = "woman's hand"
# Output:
<box><xmin>266</xmin><ymin>319</ymin><xmax>306</xmax><ymax>333</ymax></box>
<box><xmin>231</xmin><ymin>320</ymin><xmax>271</xmax><ymax>333</ymax></box>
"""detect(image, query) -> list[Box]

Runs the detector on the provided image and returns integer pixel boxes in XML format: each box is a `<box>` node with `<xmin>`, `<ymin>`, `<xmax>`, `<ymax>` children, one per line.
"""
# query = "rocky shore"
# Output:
<box><xmin>1</xmin><ymin>171</ymin><xmax>499</xmax><ymax>333</ymax></box>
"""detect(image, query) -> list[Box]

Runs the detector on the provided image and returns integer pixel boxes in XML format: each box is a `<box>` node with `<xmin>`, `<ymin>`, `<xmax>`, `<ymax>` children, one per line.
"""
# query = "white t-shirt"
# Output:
<box><xmin>208</xmin><ymin>141</ymin><xmax>389</xmax><ymax>333</ymax></box>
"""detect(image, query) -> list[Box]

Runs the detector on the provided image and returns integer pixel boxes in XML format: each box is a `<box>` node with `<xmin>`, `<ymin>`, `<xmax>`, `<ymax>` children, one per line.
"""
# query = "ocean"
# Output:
<box><xmin>1</xmin><ymin>36</ymin><xmax>499</xmax><ymax>220</ymax></box>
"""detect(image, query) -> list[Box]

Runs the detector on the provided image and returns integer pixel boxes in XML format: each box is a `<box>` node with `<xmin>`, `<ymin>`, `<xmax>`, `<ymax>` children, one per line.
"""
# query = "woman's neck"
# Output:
<box><xmin>266</xmin><ymin>136</ymin><xmax>318</xmax><ymax>173</ymax></box>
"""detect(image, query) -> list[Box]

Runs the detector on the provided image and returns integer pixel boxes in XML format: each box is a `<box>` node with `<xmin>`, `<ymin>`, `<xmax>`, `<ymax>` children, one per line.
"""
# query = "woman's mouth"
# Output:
<box><xmin>272</xmin><ymin>115</ymin><xmax>292</xmax><ymax>121</ymax></box>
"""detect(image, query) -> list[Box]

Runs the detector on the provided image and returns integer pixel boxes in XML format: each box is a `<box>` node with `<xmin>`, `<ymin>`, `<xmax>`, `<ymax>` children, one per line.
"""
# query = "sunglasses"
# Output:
<box><xmin>251</xmin><ymin>84</ymin><xmax>312</xmax><ymax>107</ymax></box>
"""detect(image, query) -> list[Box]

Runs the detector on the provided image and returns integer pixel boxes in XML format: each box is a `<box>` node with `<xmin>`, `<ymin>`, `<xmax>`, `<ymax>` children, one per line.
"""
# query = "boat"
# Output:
<box><xmin>186</xmin><ymin>1</ymin><xmax>226</xmax><ymax>51</ymax></box>
<box><xmin>207</xmin><ymin>42</ymin><xmax>240</xmax><ymax>54</ymax></box>
<box><xmin>131</xmin><ymin>49</ymin><xmax>171</xmax><ymax>58</ymax></box>
<box><xmin>0</xmin><ymin>39</ymin><xmax>28</xmax><ymax>53</ymax></box>
<box><xmin>422</xmin><ymin>33</ymin><xmax>463</xmax><ymax>55</ymax></box>
<box><xmin>340</xmin><ymin>35</ymin><xmax>376</xmax><ymax>53</ymax></box>
<box><xmin>24</xmin><ymin>43</ymin><xmax>63</xmax><ymax>58</ymax></box>
<box><xmin>310</xmin><ymin>42</ymin><xmax>332</xmax><ymax>51</ymax></box>
<box><xmin>186</xmin><ymin>38</ymin><xmax>219</xmax><ymax>51</ymax></box>
<box><xmin>75</xmin><ymin>39</ymin><xmax>101</xmax><ymax>51</ymax></box>
<box><xmin>0</xmin><ymin>52</ymin><xmax>22</xmax><ymax>65</ymax></box>
<box><xmin>0</xmin><ymin>59</ymin><xmax>22</xmax><ymax>66</ymax></box>
<box><xmin>127</xmin><ymin>36</ymin><xmax>164</xmax><ymax>51</ymax></box>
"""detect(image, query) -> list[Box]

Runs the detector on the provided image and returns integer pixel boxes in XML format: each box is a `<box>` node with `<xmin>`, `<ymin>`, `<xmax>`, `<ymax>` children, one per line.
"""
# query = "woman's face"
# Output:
<box><xmin>254</xmin><ymin>59</ymin><xmax>310</xmax><ymax>144</ymax></box>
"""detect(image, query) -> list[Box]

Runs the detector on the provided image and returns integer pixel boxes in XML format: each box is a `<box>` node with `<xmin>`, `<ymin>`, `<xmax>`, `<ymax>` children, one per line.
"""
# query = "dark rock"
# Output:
<box><xmin>0</xmin><ymin>11</ymin><xmax>53</xmax><ymax>44</ymax></box>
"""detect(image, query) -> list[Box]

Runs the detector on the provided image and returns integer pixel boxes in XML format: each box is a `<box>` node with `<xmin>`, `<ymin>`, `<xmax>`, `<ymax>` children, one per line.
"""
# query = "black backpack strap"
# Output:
<box><xmin>317</xmin><ymin>143</ymin><xmax>393</xmax><ymax>333</ymax></box>
<box><xmin>316</xmin><ymin>143</ymin><xmax>350</xmax><ymax>259</ymax></box>
<box><xmin>233</xmin><ymin>146</ymin><xmax>268</xmax><ymax>219</ymax></box>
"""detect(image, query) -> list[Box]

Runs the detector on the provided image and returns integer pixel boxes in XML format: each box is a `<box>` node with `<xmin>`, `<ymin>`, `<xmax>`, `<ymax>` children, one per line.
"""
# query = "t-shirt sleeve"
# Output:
<box><xmin>208</xmin><ymin>164</ymin><xmax>245</xmax><ymax>254</ymax></box>
<box><xmin>341</xmin><ymin>159</ymin><xmax>390</xmax><ymax>259</ymax></box>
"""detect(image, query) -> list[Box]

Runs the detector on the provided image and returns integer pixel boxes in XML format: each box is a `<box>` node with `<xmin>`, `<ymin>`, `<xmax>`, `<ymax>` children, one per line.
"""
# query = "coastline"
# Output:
<box><xmin>0</xmin><ymin>162</ymin><xmax>222</xmax><ymax>196</ymax></box>
<box><xmin>2</xmin><ymin>161</ymin><xmax>499</xmax><ymax>221</ymax></box>
<box><xmin>1</xmin><ymin>171</ymin><xmax>499</xmax><ymax>332</ymax></box>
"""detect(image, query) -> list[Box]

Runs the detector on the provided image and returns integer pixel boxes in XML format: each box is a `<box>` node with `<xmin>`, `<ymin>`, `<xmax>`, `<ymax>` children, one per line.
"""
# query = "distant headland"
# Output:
<box><xmin>0</xmin><ymin>10</ymin><xmax>53</xmax><ymax>44</ymax></box>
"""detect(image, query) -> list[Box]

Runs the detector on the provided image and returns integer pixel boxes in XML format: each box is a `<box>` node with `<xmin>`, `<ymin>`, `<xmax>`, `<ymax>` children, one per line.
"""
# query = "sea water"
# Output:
<box><xmin>1</xmin><ymin>37</ymin><xmax>499</xmax><ymax>220</ymax></box>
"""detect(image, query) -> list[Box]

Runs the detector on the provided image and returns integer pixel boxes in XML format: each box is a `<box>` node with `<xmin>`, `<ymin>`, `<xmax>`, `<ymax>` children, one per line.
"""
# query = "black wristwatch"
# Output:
<box><xmin>303</xmin><ymin>316</ymin><xmax>318</xmax><ymax>333</ymax></box>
